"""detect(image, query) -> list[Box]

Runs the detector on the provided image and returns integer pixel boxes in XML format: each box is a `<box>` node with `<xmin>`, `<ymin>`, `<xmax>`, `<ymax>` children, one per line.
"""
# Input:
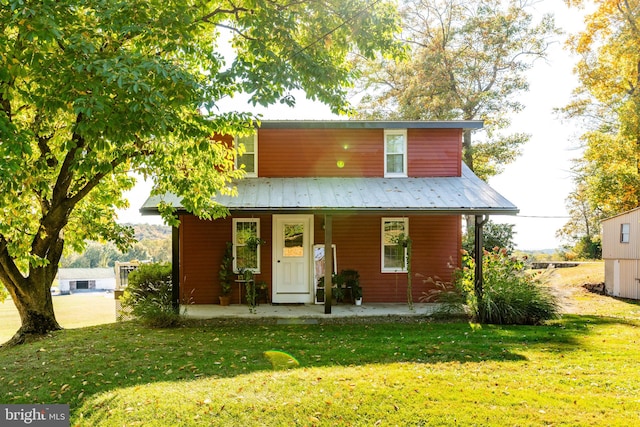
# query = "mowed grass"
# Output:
<box><xmin>1</xmin><ymin>316</ymin><xmax>639</xmax><ymax>426</ymax></box>
<box><xmin>549</xmin><ymin>262</ymin><xmax>605</xmax><ymax>287</ymax></box>
<box><xmin>0</xmin><ymin>292</ymin><xmax>116</xmax><ymax>342</ymax></box>
<box><xmin>1</xmin><ymin>264</ymin><xmax>640</xmax><ymax>426</ymax></box>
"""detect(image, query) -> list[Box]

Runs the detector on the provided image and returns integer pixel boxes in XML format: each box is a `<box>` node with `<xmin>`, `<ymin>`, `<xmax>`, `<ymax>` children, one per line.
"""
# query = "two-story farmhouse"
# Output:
<box><xmin>141</xmin><ymin>120</ymin><xmax>518</xmax><ymax>308</ymax></box>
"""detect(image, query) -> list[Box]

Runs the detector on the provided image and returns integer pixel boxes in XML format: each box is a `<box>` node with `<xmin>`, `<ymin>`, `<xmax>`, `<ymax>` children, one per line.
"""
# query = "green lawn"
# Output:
<box><xmin>0</xmin><ymin>292</ymin><xmax>116</xmax><ymax>342</ymax></box>
<box><xmin>1</xmin><ymin>265</ymin><xmax>640</xmax><ymax>426</ymax></box>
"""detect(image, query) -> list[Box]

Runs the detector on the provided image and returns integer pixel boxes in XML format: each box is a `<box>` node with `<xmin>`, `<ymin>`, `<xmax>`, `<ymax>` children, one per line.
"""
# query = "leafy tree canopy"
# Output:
<box><xmin>561</xmin><ymin>0</ymin><xmax>640</xmax><ymax>217</ymax></box>
<box><xmin>353</xmin><ymin>0</ymin><xmax>558</xmax><ymax>179</ymax></box>
<box><xmin>0</xmin><ymin>0</ymin><xmax>402</xmax><ymax>344</ymax></box>
<box><xmin>463</xmin><ymin>220</ymin><xmax>516</xmax><ymax>256</ymax></box>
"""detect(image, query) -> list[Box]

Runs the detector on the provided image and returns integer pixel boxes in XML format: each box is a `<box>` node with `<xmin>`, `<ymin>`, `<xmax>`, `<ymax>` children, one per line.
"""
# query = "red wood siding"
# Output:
<box><xmin>181</xmin><ymin>213</ymin><xmax>460</xmax><ymax>304</ymax></box>
<box><xmin>407</xmin><ymin>129</ymin><xmax>462</xmax><ymax>177</ymax></box>
<box><xmin>258</xmin><ymin>128</ymin><xmax>383</xmax><ymax>177</ymax></box>
<box><xmin>257</xmin><ymin>128</ymin><xmax>462</xmax><ymax>178</ymax></box>
<box><xmin>315</xmin><ymin>214</ymin><xmax>461</xmax><ymax>303</ymax></box>
<box><xmin>179</xmin><ymin>214</ymin><xmax>273</xmax><ymax>304</ymax></box>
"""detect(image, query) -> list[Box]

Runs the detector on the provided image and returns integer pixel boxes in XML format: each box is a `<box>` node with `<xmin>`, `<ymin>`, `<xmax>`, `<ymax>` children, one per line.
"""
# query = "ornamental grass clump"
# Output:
<box><xmin>120</xmin><ymin>262</ymin><xmax>180</xmax><ymax>328</ymax></box>
<box><xmin>455</xmin><ymin>248</ymin><xmax>559</xmax><ymax>325</ymax></box>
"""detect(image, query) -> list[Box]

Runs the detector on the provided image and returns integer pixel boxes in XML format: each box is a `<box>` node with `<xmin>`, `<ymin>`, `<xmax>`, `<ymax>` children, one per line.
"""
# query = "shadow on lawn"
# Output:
<box><xmin>0</xmin><ymin>314</ymin><xmax>636</xmax><ymax>414</ymax></box>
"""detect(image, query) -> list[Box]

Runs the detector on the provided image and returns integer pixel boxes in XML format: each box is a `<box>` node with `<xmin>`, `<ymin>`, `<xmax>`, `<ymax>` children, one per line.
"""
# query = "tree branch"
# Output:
<box><xmin>198</xmin><ymin>4</ymin><xmax>251</xmax><ymax>24</ymax></box>
<box><xmin>51</xmin><ymin>114</ymin><xmax>85</xmax><ymax>207</ymax></box>
<box><xmin>0</xmin><ymin>237</ymin><xmax>28</xmax><ymax>293</ymax></box>
<box><xmin>214</xmin><ymin>23</ymin><xmax>257</xmax><ymax>41</ymax></box>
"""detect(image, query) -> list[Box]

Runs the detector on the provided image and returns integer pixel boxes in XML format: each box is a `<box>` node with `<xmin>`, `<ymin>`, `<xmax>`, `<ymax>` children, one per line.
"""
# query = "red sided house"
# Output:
<box><xmin>141</xmin><ymin>121</ymin><xmax>518</xmax><ymax>309</ymax></box>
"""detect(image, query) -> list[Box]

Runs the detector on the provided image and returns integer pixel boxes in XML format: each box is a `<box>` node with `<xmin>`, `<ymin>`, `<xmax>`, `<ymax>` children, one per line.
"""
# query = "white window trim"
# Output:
<box><xmin>381</xmin><ymin>217</ymin><xmax>409</xmax><ymax>273</ymax></box>
<box><xmin>233</xmin><ymin>218</ymin><xmax>261</xmax><ymax>273</ymax></box>
<box><xmin>235</xmin><ymin>134</ymin><xmax>258</xmax><ymax>177</ymax></box>
<box><xmin>621</xmin><ymin>223</ymin><xmax>630</xmax><ymax>243</ymax></box>
<box><xmin>384</xmin><ymin>129</ymin><xmax>407</xmax><ymax>177</ymax></box>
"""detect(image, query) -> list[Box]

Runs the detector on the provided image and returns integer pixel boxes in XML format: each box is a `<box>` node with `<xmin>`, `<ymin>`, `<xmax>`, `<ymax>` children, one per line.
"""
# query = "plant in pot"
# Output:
<box><xmin>341</xmin><ymin>269</ymin><xmax>361</xmax><ymax>305</ymax></box>
<box><xmin>218</xmin><ymin>242</ymin><xmax>234</xmax><ymax>306</ymax></box>
<box><xmin>239</xmin><ymin>268</ymin><xmax>258</xmax><ymax>313</ymax></box>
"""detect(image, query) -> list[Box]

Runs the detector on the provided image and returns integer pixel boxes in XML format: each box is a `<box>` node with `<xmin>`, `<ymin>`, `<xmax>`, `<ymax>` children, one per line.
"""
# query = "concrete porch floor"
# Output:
<box><xmin>182</xmin><ymin>302</ymin><xmax>440</xmax><ymax>320</ymax></box>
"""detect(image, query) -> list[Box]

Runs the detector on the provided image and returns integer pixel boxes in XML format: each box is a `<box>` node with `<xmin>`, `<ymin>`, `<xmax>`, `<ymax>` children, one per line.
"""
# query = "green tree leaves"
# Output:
<box><xmin>355</xmin><ymin>0</ymin><xmax>558</xmax><ymax>179</ymax></box>
<box><xmin>560</xmin><ymin>0</ymin><xmax>640</xmax><ymax>248</ymax></box>
<box><xmin>0</xmin><ymin>0</ymin><xmax>402</xmax><ymax>341</ymax></box>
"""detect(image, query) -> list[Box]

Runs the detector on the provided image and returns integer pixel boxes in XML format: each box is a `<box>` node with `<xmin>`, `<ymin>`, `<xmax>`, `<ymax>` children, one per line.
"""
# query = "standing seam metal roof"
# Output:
<box><xmin>140</xmin><ymin>163</ymin><xmax>518</xmax><ymax>215</ymax></box>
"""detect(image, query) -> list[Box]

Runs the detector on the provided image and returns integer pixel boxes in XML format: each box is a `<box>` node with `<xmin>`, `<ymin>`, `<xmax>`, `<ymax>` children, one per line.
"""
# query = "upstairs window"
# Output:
<box><xmin>384</xmin><ymin>129</ymin><xmax>407</xmax><ymax>177</ymax></box>
<box><xmin>233</xmin><ymin>219</ymin><xmax>261</xmax><ymax>272</ymax></box>
<box><xmin>382</xmin><ymin>218</ymin><xmax>409</xmax><ymax>272</ymax></box>
<box><xmin>621</xmin><ymin>223</ymin><xmax>630</xmax><ymax>243</ymax></box>
<box><xmin>235</xmin><ymin>133</ymin><xmax>257</xmax><ymax>177</ymax></box>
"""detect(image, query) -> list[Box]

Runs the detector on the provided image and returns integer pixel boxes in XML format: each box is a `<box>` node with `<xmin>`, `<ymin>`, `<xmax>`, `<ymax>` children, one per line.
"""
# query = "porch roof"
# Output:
<box><xmin>141</xmin><ymin>163</ymin><xmax>518</xmax><ymax>216</ymax></box>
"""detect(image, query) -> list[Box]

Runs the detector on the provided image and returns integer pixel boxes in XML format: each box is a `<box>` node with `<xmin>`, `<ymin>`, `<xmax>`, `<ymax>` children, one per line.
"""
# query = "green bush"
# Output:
<box><xmin>120</xmin><ymin>262</ymin><xmax>180</xmax><ymax>328</ymax></box>
<box><xmin>454</xmin><ymin>248</ymin><xmax>559</xmax><ymax>325</ymax></box>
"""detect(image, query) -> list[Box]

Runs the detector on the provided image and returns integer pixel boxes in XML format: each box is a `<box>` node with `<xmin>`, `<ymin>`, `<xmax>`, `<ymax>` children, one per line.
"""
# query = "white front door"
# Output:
<box><xmin>272</xmin><ymin>215</ymin><xmax>313</xmax><ymax>303</ymax></box>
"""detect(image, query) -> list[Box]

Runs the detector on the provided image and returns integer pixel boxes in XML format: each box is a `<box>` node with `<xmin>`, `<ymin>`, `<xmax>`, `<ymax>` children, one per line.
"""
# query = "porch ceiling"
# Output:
<box><xmin>141</xmin><ymin>163</ymin><xmax>518</xmax><ymax>216</ymax></box>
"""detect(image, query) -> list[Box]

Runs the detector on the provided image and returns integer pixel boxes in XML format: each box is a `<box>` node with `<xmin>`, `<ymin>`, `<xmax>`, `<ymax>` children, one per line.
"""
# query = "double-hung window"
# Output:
<box><xmin>384</xmin><ymin>129</ymin><xmax>407</xmax><ymax>177</ymax></box>
<box><xmin>382</xmin><ymin>218</ymin><xmax>409</xmax><ymax>272</ymax></box>
<box><xmin>621</xmin><ymin>223</ymin><xmax>630</xmax><ymax>243</ymax></box>
<box><xmin>233</xmin><ymin>219</ymin><xmax>261</xmax><ymax>272</ymax></box>
<box><xmin>235</xmin><ymin>133</ymin><xmax>257</xmax><ymax>177</ymax></box>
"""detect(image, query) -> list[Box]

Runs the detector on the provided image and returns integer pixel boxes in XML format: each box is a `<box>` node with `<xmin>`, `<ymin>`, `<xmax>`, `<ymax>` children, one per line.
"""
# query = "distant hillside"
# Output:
<box><xmin>123</xmin><ymin>223</ymin><xmax>171</xmax><ymax>241</ymax></box>
<box><xmin>521</xmin><ymin>248</ymin><xmax>557</xmax><ymax>255</ymax></box>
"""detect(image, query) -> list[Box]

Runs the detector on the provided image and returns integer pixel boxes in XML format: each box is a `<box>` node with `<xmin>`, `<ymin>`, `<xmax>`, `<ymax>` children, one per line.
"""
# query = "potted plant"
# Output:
<box><xmin>341</xmin><ymin>269</ymin><xmax>361</xmax><ymax>305</ymax></box>
<box><xmin>351</xmin><ymin>278</ymin><xmax>363</xmax><ymax>306</ymax></box>
<box><xmin>239</xmin><ymin>268</ymin><xmax>258</xmax><ymax>313</ymax></box>
<box><xmin>245</xmin><ymin>235</ymin><xmax>266</xmax><ymax>252</ymax></box>
<box><xmin>218</xmin><ymin>242</ymin><xmax>234</xmax><ymax>306</ymax></box>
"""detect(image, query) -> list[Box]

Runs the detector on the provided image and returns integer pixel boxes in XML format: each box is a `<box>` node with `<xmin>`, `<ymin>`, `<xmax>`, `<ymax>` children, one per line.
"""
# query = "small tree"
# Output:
<box><xmin>463</xmin><ymin>220</ymin><xmax>516</xmax><ymax>256</ymax></box>
<box><xmin>219</xmin><ymin>242</ymin><xmax>234</xmax><ymax>297</ymax></box>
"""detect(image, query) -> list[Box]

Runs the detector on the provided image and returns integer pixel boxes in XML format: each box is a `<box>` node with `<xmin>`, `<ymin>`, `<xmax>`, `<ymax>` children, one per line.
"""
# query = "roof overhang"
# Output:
<box><xmin>141</xmin><ymin>163</ymin><xmax>518</xmax><ymax>217</ymax></box>
<box><xmin>258</xmin><ymin>120</ymin><xmax>484</xmax><ymax>131</ymax></box>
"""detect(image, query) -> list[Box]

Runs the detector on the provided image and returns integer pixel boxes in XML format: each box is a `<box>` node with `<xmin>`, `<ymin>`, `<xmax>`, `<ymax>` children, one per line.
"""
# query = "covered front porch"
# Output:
<box><xmin>182</xmin><ymin>302</ymin><xmax>442</xmax><ymax>320</ymax></box>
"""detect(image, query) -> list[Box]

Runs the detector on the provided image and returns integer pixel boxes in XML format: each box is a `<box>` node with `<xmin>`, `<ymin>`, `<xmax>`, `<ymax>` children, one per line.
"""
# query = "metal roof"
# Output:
<box><xmin>57</xmin><ymin>268</ymin><xmax>115</xmax><ymax>280</ymax></box>
<box><xmin>258</xmin><ymin>120</ymin><xmax>484</xmax><ymax>131</ymax></box>
<box><xmin>141</xmin><ymin>163</ymin><xmax>518</xmax><ymax>216</ymax></box>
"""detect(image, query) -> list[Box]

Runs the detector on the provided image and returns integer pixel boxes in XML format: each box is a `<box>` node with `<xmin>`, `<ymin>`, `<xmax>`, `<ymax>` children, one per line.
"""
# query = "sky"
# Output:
<box><xmin>117</xmin><ymin>0</ymin><xmax>592</xmax><ymax>251</ymax></box>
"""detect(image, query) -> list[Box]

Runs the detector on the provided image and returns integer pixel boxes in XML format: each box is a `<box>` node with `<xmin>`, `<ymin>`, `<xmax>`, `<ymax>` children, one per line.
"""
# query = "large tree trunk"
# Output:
<box><xmin>1</xmin><ymin>271</ymin><xmax>62</xmax><ymax>347</ymax></box>
<box><xmin>1</xmin><ymin>233</ymin><xmax>65</xmax><ymax>348</ymax></box>
<box><xmin>3</xmin><ymin>277</ymin><xmax>62</xmax><ymax>347</ymax></box>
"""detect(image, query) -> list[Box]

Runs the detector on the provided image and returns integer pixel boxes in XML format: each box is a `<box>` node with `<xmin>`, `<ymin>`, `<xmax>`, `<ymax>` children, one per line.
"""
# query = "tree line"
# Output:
<box><xmin>557</xmin><ymin>0</ymin><xmax>640</xmax><ymax>259</ymax></box>
<box><xmin>60</xmin><ymin>226</ymin><xmax>171</xmax><ymax>268</ymax></box>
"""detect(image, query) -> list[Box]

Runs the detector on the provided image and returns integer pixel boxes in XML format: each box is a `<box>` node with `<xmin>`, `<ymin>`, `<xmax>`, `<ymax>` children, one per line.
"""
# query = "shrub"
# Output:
<box><xmin>120</xmin><ymin>262</ymin><xmax>180</xmax><ymax>328</ymax></box>
<box><xmin>452</xmin><ymin>248</ymin><xmax>559</xmax><ymax>325</ymax></box>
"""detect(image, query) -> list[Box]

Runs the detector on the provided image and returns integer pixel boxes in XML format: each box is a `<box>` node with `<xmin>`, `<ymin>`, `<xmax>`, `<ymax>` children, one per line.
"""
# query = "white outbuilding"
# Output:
<box><xmin>56</xmin><ymin>268</ymin><xmax>116</xmax><ymax>293</ymax></box>
<box><xmin>602</xmin><ymin>207</ymin><xmax>640</xmax><ymax>300</ymax></box>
